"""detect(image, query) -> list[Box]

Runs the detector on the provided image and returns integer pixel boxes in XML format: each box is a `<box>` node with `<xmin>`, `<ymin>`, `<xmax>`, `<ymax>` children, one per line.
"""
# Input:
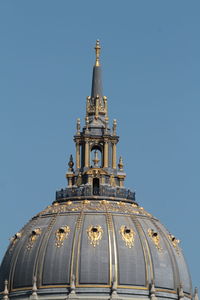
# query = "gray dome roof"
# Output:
<box><xmin>0</xmin><ymin>200</ymin><xmax>192</xmax><ymax>299</ymax></box>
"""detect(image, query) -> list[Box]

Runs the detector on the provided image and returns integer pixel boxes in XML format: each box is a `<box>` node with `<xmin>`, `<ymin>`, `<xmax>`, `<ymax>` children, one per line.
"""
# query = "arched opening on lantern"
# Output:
<box><xmin>90</xmin><ymin>145</ymin><xmax>102</xmax><ymax>168</ymax></box>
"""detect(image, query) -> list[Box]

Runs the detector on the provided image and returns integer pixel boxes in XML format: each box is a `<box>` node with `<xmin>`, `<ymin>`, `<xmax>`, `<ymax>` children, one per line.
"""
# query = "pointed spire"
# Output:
<box><xmin>3</xmin><ymin>280</ymin><xmax>9</xmax><ymax>300</ymax></box>
<box><xmin>194</xmin><ymin>288</ymin><xmax>199</xmax><ymax>300</ymax></box>
<box><xmin>91</xmin><ymin>40</ymin><xmax>103</xmax><ymax>100</ymax></box>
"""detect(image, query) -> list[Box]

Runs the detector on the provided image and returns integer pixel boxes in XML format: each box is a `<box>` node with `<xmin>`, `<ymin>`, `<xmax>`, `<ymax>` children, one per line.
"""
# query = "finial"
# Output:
<box><xmin>86</xmin><ymin>96</ymin><xmax>90</xmax><ymax>116</ymax></box>
<box><xmin>30</xmin><ymin>276</ymin><xmax>38</xmax><ymax>300</ymax></box>
<box><xmin>118</xmin><ymin>156</ymin><xmax>124</xmax><ymax>171</ymax></box>
<box><xmin>68</xmin><ymin>155</ymin><xmax>74</xmax><ymax>172</ymax></box>
<box><xmin>69</xmin><ymin>274</ymin><xmax>76</xmax><ymax>296</ymax></box>
<box><xmin>76</xmin><ymin>118</ymin><xmax>81</xmax><ymax>135</ymax></box>
<box><xmin>3</xmin><ymin>280</ymin><xmax>9</xmax><ymax>300</ymax></box>
<box><xmin>110</xmin><ymin>275</ymin><xmax>118</xmax><ymax>298</ymax></box>
<box><xmin>95</xmin><ymin>95</ymin><xmax>99</xmax><ymax>120</ymax></box>
<box><xmin>178</xmin><ymin>283</ymin><xmax>184</xmax><ymax>299</ymax></box>
<box><xmin>95</xmin><ymin>40</ymin><xmax>101</xmax><ymax>67</ymax></box>
<box><xmin>113</xmin><ymin>119</ymin><xmax>117</xmax><ymax>135</ymax></box>
<box><xmin>194</xmin><ymin>288</ymin><xmax>199</xmax><ymax>300</ymax></box>
<box><xmin>150</xmin><ymin>280</ymin><xmax>157</xmax><ymax>300</ymax></box>
<box><xmin>103</xmin><ymin>96</ymin><xmax>108</xmax><ymax>117</ymax></box>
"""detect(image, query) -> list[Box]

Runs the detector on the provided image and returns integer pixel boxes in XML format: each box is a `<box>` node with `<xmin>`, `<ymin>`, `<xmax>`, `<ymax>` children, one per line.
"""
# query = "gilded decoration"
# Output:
<box><xmin>9</xmin><ymin>232</ymin><xmax>22</xmax><ymax>252</ymax></box>
<box><xmin>66</xmin><ymin>200</ymin><xmax>72</xmax><ymax>205</ymax></box>
<box><xmin>100</xmin><ymin>200</ymin><xmax>109</xmax><ymax>205</ymax></box>
<box><xmin>168</xmin><ymin>234</ymin><xmax>180</xmax><ymax>254</ymax></box>
<box><xmin>55</xmin><ymin>226</ymin><xmax>70</xmax><ymax>248</ymax></box>
<box><xmin>39</xmin><ymin>201</ymin><xmax>154</xmax><ymax>217</ymax></box>
<box><xmin>26</xmin><ymin>228</ymin><xmax>42</xmax><ymax>250</ymax></box>
<box><xmin>148</xmin><ymin>229</ymin><xmax>162</xmax><ymax>252</ymax></box>
<box><xmin>87</xmin><ymin>225</ymin><xmax>103</xmax><ymax>247</ymax></box>
<box><xmin>120</xmin><ymin>225</ymin><xmax>136</xmax><ymax>248</ymax></box>
<box><xmin>83</xmin><ymin>200</ymin><xmax>90</xmax><ymax>205</ymax></box>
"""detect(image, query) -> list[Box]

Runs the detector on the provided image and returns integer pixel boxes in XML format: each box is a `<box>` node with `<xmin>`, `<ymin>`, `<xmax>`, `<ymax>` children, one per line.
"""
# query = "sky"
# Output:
<box><xmin>0</xmin><ymin>0</ymin><xmax>199</xmax><ymax>293</ymax></box>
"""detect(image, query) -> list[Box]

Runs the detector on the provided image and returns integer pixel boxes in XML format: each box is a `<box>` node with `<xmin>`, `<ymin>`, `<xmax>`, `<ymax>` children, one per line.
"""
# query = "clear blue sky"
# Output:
<box><xmin>0</xmin><ymin>0</ymin><xmax>199</xmax><ymax>292</ymax></box>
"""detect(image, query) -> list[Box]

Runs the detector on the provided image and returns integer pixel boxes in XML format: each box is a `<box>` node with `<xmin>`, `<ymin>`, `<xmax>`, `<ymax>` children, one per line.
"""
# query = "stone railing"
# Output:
<box><xmin>55</xmin><ymin>185</ymin><xmax>135</xmax><ymax>202</ymax></box>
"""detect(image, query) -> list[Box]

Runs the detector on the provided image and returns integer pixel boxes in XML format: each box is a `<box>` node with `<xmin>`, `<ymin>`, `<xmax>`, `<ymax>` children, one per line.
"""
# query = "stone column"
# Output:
<box><xmin>85</xmin><ymin>140</ymin><xmax>89</xmax><ymax>168</ymax></box>
<box><xmin>76</xmin><ymin>143</ymin><xmax>80</xmax><ymax>169</ymax></box>
<box><xmin>104</xmin><ymin>140</ymin><xmax>109</xmax><ymax>168</ymax></box>
<box><xmin>112</xmin><ymin>143</ymin><xmax>117</xmax><ymax>169</ymax></box>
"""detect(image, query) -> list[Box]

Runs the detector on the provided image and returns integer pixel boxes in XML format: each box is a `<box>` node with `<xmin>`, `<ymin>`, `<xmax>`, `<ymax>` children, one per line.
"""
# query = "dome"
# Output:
<box><xmin>0</xmin><ymin>200</ymin><xmax>192</xmax><ymax>299</ymax></box>
<box><xmin>0</xmin><ymin>41</ymin><xmax>194</xmax><ymax>300</ymax></box>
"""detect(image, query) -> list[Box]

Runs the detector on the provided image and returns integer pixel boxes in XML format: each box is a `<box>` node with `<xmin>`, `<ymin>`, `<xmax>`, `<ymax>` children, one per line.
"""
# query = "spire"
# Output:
<box><xmin>59</xmin><ymin>40</ymin><xmax>136</xmax><ymax>204</ymax></box>
<box><xmin>91</xmin><ymin>40</ymin><xmax>103</xmax><ymax>100</ymax></box>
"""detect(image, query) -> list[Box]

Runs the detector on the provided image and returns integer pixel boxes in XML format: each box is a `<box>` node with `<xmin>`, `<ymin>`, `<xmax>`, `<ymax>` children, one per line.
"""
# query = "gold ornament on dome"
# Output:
<box><xmin>100</xmin><ymin>200</ymin><xmax>109</xmax><ymax>205</ymax></box>
<box><xmin>168</xmin><ymin>234</ymin><xmax>180</xmax><ymax>254</ymax></box>
<box><xmin>55</xmin><ymin>226</ymin><xmax>70</xmax><ymax>248</ymax></box>
<box><xmin>26</xmin><ymin>228</ymin><xmax>42</xmax><ymax>250</ymax></box>
<box><xmin>83</xmin><ymin>200</ymin><xmax>90</xmax><ymax>205</ymax></box>
<box><xmin>148</xmin><ymin>229</ymin><xmax>162</xmax><ymax>252</ymax></box>
<box><xmin>87</xmin><ymin>225</ymin><xmax>103</xmax><ymax>247</ymax></box>
<box><xmin>9</xmin><ymin>232</ymin><xmax>22</xmax><ymax>252</ymax></box>
<box><xmin>120</xmin><ymin>225</ymin><xmax>136</xmax><ymax>248</ymax></box>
